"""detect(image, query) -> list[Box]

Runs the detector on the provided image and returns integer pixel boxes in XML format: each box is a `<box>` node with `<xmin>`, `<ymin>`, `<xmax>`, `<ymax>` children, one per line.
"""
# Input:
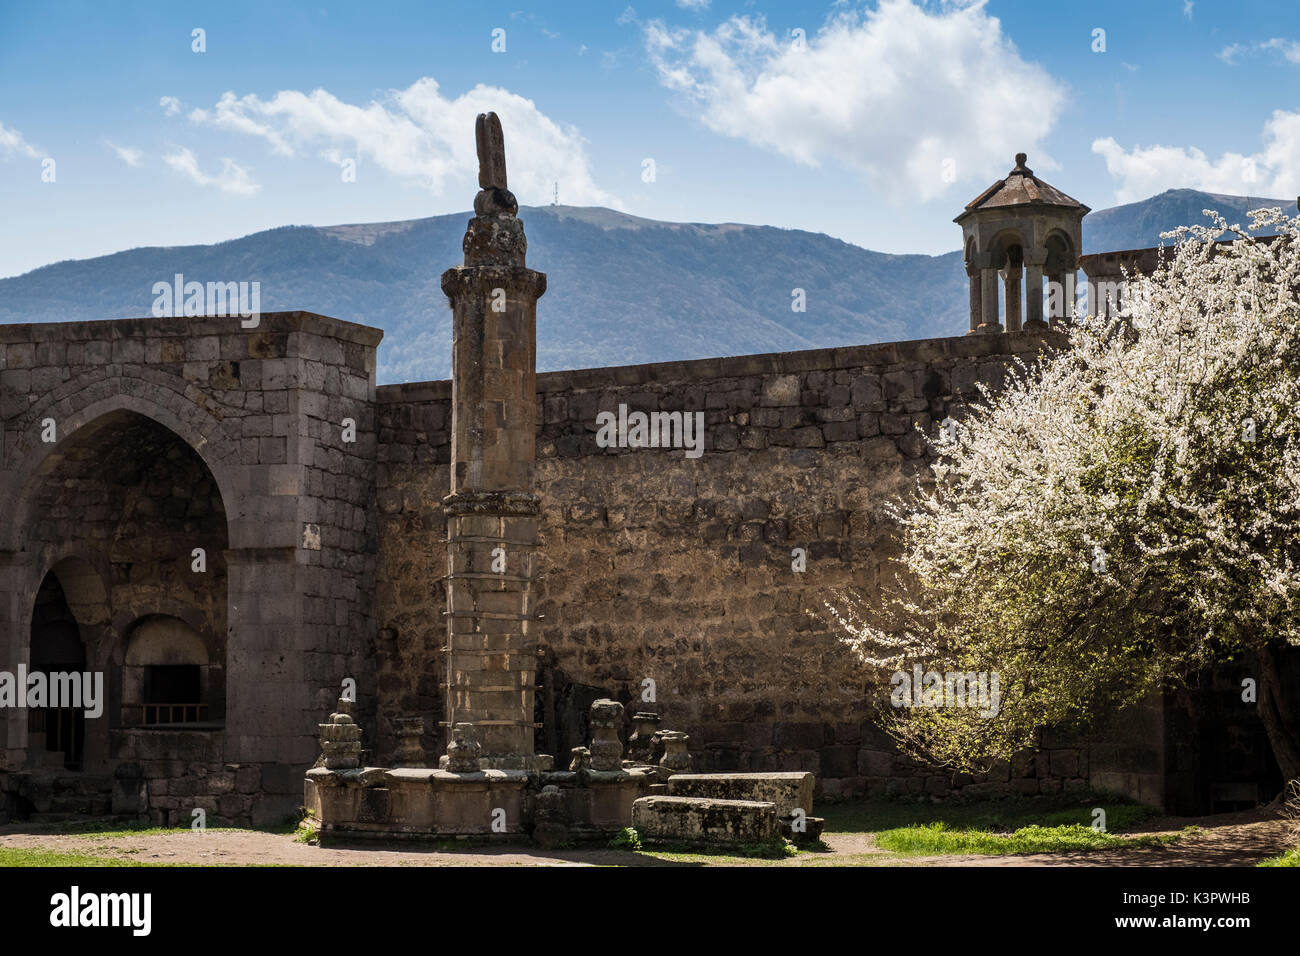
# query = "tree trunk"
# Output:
<box><xmin>1256</xmin><ymin>640</ymin><xmax>1300</xmax><ymax>793</ymax></box>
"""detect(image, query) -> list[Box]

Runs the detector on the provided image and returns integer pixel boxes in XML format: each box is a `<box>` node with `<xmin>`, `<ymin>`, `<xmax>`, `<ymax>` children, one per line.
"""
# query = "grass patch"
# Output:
<box><xmin>608</xmin><ymin>827</ymin><xmax>641</xmax><ymax>851</ymax></box>
<box><xmin>875</xmin><ymin>821</ymin><xmax>1176</xmax><ymax>856</ymax></box>
<box><xmin>639</xmin><ymin>838</ymin><xmax>797</xmax><ymax>861</ymax></box>
<box><xmin>0</xmin><ymin>847</ymin><xmax>164</xmax><ymax>867</ymax></box>
<box><xmin>1257</xmin><ymin>847</ymin><xmax>1300</xmax><ymax>867</ymax></box>
<box><xmin>822</xmin><ymin>794</ymin><xmax>1161</xmax><ymax>836</ymax></box>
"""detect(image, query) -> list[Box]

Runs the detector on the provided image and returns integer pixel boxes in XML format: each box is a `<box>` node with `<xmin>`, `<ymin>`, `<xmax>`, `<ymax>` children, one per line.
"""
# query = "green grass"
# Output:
<box><xmin>875</xmin><ymin>821</ymin><xmax>1176</xmax><ymax>856</ymax></box>
<box><xmin>608</xmin><ymin>827</ymin><xmax>641</xmax><ymax>851</ymax></box>
<box><xmin>821</xmin><ymin>794</ymin><xmax>1161</xmax><ymax>835</ymax></box>
<box><xmin>0</xmin><ymin>847</ymin><xmax>164</xmax><ymax>867</ymax></box>
<box><xmin>1</xmin><ymin>793</ymin><xmax>1175</xmax><ymax>866</ymax></box>
<box><xmin>14</xmin><ymin>817</ymin><xmax>298</xmax><ymax>838</ymax></box>
<box><xmin>1257</xmin><ymin>847</ymin><xmax>1300</xmax><ymax>867</ymax></box>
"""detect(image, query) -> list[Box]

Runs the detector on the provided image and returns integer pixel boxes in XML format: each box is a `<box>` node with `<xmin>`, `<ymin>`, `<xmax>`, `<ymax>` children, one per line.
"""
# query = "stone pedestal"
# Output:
<box><xmin>589</xmin><ymin>699</ymin><xmax>624</xmax><ymax>771</ymax></box>
<box><xmin>659</xmin><ymin>731</ymin><xmax>692</xmax><ymax>773</ymax></box>
<box><xmin>392</xmin><ymin>717</ymin><xmax>426</xmax><ymax>769</ymax></box>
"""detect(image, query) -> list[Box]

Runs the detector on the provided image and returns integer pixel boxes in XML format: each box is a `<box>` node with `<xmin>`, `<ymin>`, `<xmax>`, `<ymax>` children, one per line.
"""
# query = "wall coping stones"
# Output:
<box><xmin>0</xmin><ymin>311</ymin><xmax>384</xmax><ymax>348</ymax></box>
<box><xmin>374</xmin><ymin>330</ymin><xmax>1065</xmax><ymax>405</ymax></box>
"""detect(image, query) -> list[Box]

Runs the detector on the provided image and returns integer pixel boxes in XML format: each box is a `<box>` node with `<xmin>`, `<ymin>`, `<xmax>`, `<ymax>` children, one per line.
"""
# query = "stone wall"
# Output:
<box><xmin>374</xmin><ymin>330</ymin><xmax>1097</xmax><ymax>798</ymax></box>
<box><xmin>0</xmin><ymin>312</ymin><xmax>382</xmax><ymax>824</ymax></box>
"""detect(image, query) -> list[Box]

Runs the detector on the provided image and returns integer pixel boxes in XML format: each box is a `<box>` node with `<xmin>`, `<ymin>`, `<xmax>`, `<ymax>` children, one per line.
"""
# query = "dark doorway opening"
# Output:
<box><xmin>29</xmin><ymin>572</ymin><xmax>87</xmax><ymax>770</ymax></box>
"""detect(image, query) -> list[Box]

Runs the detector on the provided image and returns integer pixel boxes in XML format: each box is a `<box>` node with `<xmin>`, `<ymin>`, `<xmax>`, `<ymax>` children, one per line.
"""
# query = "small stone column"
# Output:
<box><xmin>627</xmin><ymin>711</ymin><xmax>661</xmax><ymax>764</ymax></box>
<box><xmin>979</xmin><ymin>267</ymin><xmax>1002</xmax><ymax>332</ymax></box>
<box><xmin>1046</xmin><ymin>272</ymin><xmax>1065</xmax><ymax>321</ymax></box>
<box><xmin>1024</xmin><ymin>264</ymin><xmax>1045</xmax><ymax>329</ymax></box>
<box><xmin>589</xmin><ymin>699</ymin><xmax>625</xmax><ymax>771</ymax></box>
<box><xmin>966</xmin><ymin>269</ymin><xmax>982</xmax><ymax>334</ymax></box>
<box><xmin>1002</xmin><ymin>260</ymin><xmax>1022</xmax><ymax>333</ymax></box>
<box><xmin>445</xmin><ymin>721</ymin><xmax>483</xmax><ymax>773</ymax></box>
<box><xmin>392</xmin><ymin>717</ymin><xmax>426</xmax><ymax>769</ymax></box>
<box><xmin>658</xmin><ymin>731</ymin><xmax>691</xmax><ymax>773</ymax></box>
<box><xmin>319</xmin><ymin>697</ymin><xmax>362</xmax><ymax>771</ymax></box>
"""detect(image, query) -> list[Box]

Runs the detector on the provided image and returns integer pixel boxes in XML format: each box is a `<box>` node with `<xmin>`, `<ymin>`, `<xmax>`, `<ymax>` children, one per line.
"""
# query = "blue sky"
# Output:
<box><xmin>1</xmin><ymin>0</ymin><xmax>1298</xmax><ymax>278</ymax></box>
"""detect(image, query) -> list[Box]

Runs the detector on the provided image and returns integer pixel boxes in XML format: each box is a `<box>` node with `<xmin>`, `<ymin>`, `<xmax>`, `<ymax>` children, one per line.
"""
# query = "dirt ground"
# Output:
<box><xmin>0</xmin><ymin>804</ymin><xmax>1291</xmax><ymax>866</ymax></box>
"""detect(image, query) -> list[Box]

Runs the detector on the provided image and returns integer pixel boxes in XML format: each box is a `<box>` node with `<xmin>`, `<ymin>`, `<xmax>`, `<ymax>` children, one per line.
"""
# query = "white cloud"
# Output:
<box><xmin>1219</xmin><ymin>37</ymin><xmax>1300</xmax><ymax>65</ymax></box>
<box><xmin>0</xmin><ymin>121</ymin><xmax>42</xmax><ymax>160</ymax></box>
<box><xmin>106</xmin><ymin>141</ymin><xmax>143</xmax><ymax>167</ymax></box>
<box><xmin>676</xmin><ymin>0</ymin><xmax>710</xmax><ymax>9</ymax></box>
<box><xmin>644</xmin><ymin>1</ymin><xmax>1067</xmax><ymax>202</ymax></box>
<box><xmin>1218</xmin><ymin>43</ymin><xmax>1246</xmax><ymax>65</ymax></box>
<box><xmin>183</xmin><ymin>78</ymin><xmax>620</xmax><ymax>208</ymax></box>
<box><xmin>1183</xmin><ymin>1</ymin><xmax>1194</xmax><ymax>19</ymax></box>
<box><xmin>163</xmin><ymin>146</ymin><xmax>259</xmax><ymax>197</ymax></box>
<box><xmin>160</xmin><ymin>96</ymin><xmax>183</xmax><ymax>116</ymax></box>
<box><xmin>1261</xmin><ymin>37</ymin><xmax>1300</xmax><ymax>64</ymax></box>
<box><xmin>1092</xmin><ymin>109</ymin><xmax>1300</xmax><ymax>202</ymax></box>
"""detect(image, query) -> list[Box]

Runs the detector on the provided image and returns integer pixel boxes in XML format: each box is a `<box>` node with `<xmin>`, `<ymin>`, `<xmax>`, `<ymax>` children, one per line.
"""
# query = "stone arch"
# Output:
<box><xmin>0</xmin><ymin>381</ymin><xmax>241</xmax><ymax>552</ymax></box>
<box><xmin>1044</xmin><ymin>230</ymin><xmax>1077</xmax><ymax>271</ymax></box>
<box><xmin>0</xmin><ymin>404</ymin><xmax>232</xmax><ymax>765</ymax></box>
<box><xmin>1044</xmin><ymin>231</ymin><xmax>1079</xmax><ymax>320</ymax></box>
<box><xmin>986</xmin><ymin>228</ymin><xmax>1027</xmax><ymax>267</ymax></box>
<box><xmin>25</xmin><ymin>559</ymin><xmax>107</xmax><ymax>770</ymax></box>
<box><xmin>988</xmin><ymin>229</ymin><xmax>1028</xmax><ymax>332</ymax></box>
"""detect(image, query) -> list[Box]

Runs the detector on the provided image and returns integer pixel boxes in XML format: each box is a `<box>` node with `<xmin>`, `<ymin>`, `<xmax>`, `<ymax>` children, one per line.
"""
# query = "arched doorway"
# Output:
<box><xmin>28</xmin><ymin>572</ymin><xmax>88</xmax><ymax>769</ymax></box>
<box><xmin>17</xmin><ymin>409</ymin><xmax>230</xmax><ymax>772</ymax></box>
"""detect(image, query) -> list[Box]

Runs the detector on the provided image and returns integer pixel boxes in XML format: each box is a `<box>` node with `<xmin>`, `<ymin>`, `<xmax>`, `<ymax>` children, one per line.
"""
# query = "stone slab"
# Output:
<box><xmin>631</xmin><ymin>795</ymin><xmax>779</xmax><ymax>846</ymax></box>
<box><xmin>666</xmin><ymin>771</ymin><xmax>814</xmax><ymax>816</ymax></box>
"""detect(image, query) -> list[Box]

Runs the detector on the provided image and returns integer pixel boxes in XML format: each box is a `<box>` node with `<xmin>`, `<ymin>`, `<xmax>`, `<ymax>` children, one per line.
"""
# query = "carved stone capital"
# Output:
<box><xmin>440</xmin><ymin>264</ymin><xmax>548</xmax><ymax>301</ymax></box>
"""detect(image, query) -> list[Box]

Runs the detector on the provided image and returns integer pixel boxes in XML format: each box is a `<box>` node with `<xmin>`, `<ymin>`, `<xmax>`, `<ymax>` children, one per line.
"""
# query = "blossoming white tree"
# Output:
<box><xmin>833</xmin><ymin>207</ymin><xmax>1300</xmax><ymax>787</ymax></box>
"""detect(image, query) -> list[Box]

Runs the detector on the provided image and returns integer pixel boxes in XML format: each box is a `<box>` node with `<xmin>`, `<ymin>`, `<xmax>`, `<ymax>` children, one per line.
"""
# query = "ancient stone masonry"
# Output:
<box><xmin>439</xmin><ymin>111</ymin><xmax>551</xmax><ymax>772</ymax></box>
<box><xmin>0</xmin><ymin>312</ymin><xmax>382</xmax><ymax>825</ymax></box>
<box><xmin>373</xmin><ymin>330</ymin><xmax>1084</xmax><ymax>801</ymax></box>
<box><xmin>1</xmin><ymin>137</ymin><xmax>1279</xmax><ymax>827</ymax></box>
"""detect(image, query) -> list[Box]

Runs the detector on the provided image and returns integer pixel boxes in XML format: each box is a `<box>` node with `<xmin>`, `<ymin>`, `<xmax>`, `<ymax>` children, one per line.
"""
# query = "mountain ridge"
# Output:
<box><xmin>1</xmin><ymin>189</ymin><xmax>1289</xmax><ymax>384</ymax></box>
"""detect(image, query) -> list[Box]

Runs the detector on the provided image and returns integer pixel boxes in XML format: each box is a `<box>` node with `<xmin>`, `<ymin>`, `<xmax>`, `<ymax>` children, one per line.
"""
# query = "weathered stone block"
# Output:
<box><xmin>632</xmin><ymin>795</ymin><xmax>779</xmax><ymax>846</ymax></box>
<box><xmin>666</xmin><ymin>771</ymin><xmax>814</xmax><ymax>816</ymax></box>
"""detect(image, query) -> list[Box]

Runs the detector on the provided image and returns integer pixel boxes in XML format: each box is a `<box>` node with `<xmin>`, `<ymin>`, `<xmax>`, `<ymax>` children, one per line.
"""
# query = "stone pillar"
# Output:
<box><xmin>1002</xmin><ymin>261</ymin><xmax>1022</xmax><ymax>333</ymax></box>
<box><xmin>1024</xmin><ymin>264</ymin><xmax>1045</xmax><ymax>329</ymax></box>
<box><xmin>1046</xmin><ymin>272</ymin><xmax>1065</xmax><ymax>322</ymax></box>
<box><xmin>392</xmin><ymin>716</ymin><xmax>426</xmax><ymax>768</ymax></box>
<box><xmin>979</xmin><ymin>267</ymin><xmax>1002</xmax><ymax>333</ymax></box>
<box><xmin>589</xmin><ymin>699</ymin><xmax>625</xmax><ymax>771</ymax></box>
<box><xmin>0</xmin><ymin>551</ymin><xmax>37</xmax><ymax>770</ymax></box>
<box><xmin>439</xmin><ymin>113</ymin><xmax>551</xmax><ymax>772</ymax></box>
<box><xmin>658</xmin><ymin>731</ymin><xmax>692</xmax><ymax>773</ymax></box>
<box><xmin>966</xmin><ymin>269</ymin><xmax>982</xmax><ymax>334</ymax></box>
<box><xmin>319</xmin><ymin>697</ymin><xmax>362</xmax><ymax>770</ymax></box>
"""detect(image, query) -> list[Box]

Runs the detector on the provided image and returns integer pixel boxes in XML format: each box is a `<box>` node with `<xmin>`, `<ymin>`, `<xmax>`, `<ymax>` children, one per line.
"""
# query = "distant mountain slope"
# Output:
<box><xmin>1</xmin><ymin>189</ymin><xmax>1289</xmax><ymax>383</ymax></box>
<box><xmin>1082</xmin><ymin>188</ymin><xmax>1294</xmax><ymax>253</ymax></box>
<box><xmin>0</xmin><ymin>207</ymin><xmax>967</xmax><ymax>383</ymax></box>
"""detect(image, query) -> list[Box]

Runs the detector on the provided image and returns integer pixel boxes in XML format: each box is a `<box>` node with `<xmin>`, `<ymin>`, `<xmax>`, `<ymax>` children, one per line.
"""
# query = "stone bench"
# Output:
<box><xmin>631</xmin><ymin>795</ymin><xmax>779</xmax><ymax>846</ymax></box>
<box><xmin>666</xmin><ymin>772</ymin><xmax>814</xmax><ymax>817</ymax></box>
